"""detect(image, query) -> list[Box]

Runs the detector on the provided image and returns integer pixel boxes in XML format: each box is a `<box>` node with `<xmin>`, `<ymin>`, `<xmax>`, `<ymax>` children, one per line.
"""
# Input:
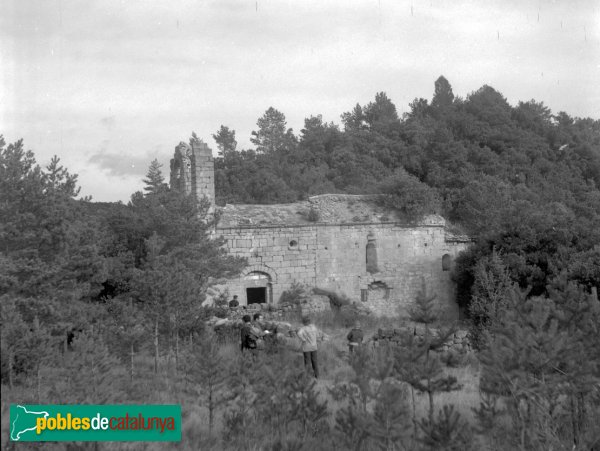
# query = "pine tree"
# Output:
<box><xmin>222</xmin><ymin>353</ymin><xmax>266</xmax><ymax>448</ymax></box>
<box><xmin>183</xmin><ymin>332</ymin><xmax>227</xmax><ymax>438</ymax></box>
<box><xmin>62</xmin><ymin>331</ymin><xmax>125</xmax><ymax>403</ymax></box>
<box><xmin>250</xmin><ymin>107</ymin><xmax>296</xmax><ymax>154</ymax></box>
<box><xmin>396</xmin><ymin>280</ymin><xmax>460</xmax><ymax>424</ymax></box>
<box><xmin>212</xmin><ymin>125</ymin><xmax>238</xmax><ymax>157</ymax></box>
<box><xmin>332</xmin><ymin>344</ymin><xmax>410</xmax><ymax>450</ymax></box>
<box><xmin>143</xmin><ymin>159</ymin><xmax>166</xmax><ymax>195</ymax></box>
<box><xmin>0</xmin><ymin>296</ymin><xmax>26</xmax><ymax>388</ymax></box>
<box><xmin>478</xmin><ymin>284</ymin><xmax>600</xmax><ymax>449</ymax></box>
<box><xmin>468</xmin><ymin>251</ymin><xmax>513</xmax><ymax>349</ymax></box>
<box><xmin>106</xmin><ymin>297</ymin><xmax>146</xmax><ymax>383</ymax></box>
<box><xmin>418</xmin><ymin>405</ymin><xmax>473</xmax><ymax>451</ymax></box>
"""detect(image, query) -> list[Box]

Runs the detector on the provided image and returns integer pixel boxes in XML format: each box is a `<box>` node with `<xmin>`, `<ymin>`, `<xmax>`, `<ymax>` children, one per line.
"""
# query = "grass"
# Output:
<box><xmin>1</xmin><ymin>312</ymin><xmax>482</xmax><ymax>451</ymax></box>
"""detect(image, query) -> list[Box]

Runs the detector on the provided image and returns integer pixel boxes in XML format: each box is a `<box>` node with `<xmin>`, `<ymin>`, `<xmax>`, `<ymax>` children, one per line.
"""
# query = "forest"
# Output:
<box><xmin>1</xmin><ymin>76</ymin><xmax>599</xmax><ymax>450</ymax></box>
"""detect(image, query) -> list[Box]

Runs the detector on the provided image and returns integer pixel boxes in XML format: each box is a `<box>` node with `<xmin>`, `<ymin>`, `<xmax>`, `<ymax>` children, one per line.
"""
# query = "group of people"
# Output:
<box><xmin>240</xmin><ymin>313</ymin><xmax>270</xmax><ymax>352</ymax></box>
<box><xmin>239</xmin><ymin>310</ymin><xmax>365</xmax><ymax>380</ymax></box>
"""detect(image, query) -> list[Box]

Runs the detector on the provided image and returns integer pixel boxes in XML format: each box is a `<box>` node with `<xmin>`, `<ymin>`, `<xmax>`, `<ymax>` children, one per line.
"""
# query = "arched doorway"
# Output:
<box><xmin>243</xmin><ymin>271</ymin><xmax>272</xmax><ymax>305</ymax></box>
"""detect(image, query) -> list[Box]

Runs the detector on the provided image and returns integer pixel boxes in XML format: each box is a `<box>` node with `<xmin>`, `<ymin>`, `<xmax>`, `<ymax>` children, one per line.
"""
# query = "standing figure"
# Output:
<box><xmin>240</xmin><ymin>315</ymin><xmax>258</xmax><ymax>352</ymax></box>
<box><xmin>297</xmin><ymin>316</ymin><xmax>322</xmax><ymax>379</ymax></box>
<box><xmin>229</xmin><ymin>295</ymin><xmax>239</xmax><ymax>308</ymax></box>
<box><xmin>347</xmin><ymin>321</ymin><xmax>364</xmax><ymax>353</ymax></box>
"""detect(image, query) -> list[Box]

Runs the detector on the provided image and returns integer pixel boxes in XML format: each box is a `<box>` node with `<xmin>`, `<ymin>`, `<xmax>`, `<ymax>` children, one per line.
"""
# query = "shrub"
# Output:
<box><xmin>313</xmin><ymin>287</ymin><xmax>351</xmax><ymax>311</ymax></box>
<box><xmin>279</xmin><ymin>282</ymin><xmax>309</xmax><ymax>306</ymax></box>
<box><xmin>307</xmin><ymin>207</ymin><xmax>320</xmax><ymax>222</ymax></box>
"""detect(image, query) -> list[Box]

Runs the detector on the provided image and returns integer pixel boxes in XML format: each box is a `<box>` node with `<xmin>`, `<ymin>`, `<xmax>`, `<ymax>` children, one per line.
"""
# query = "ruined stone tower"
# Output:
<box><xmin>169</xmin><ymin>140</ymin><xmax>215</xmax><ymax>215</ymax></box>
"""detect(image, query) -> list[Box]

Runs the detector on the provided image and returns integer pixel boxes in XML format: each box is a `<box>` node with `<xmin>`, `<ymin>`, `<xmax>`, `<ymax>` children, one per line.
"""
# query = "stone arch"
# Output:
<box><xmin>241</xmin><ymin>266</ymin><xmax>276</xmax><ymax>305</ymax></box>
<box><xmin>241</xmin><ymin>264</ymin><xmax>277</xmax><ymax>283</ymax></box>
<box><xmin>442</xmin><ymin>254</ymin><xmax>452</xmax><ymax>271</ymax></box>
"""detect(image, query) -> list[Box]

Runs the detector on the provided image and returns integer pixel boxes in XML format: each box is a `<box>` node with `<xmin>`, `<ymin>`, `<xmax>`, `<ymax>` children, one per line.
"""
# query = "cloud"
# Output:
<box><xmin>88</xmin><ymin>142</ymin><xmax>169</xmax><ymax>178</ymax></box>
<box><xmin>100</xmin><ymin>116</ymin><xmax>116</xmax><ymax>129</ymax></box>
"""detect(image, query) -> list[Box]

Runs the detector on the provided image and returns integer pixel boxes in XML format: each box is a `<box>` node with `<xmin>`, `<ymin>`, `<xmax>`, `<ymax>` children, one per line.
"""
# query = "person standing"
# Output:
<box><xmin>240</xmin><ymin>315</ymin><xmax>258</xmax><ymax>352</ymax></box>
<box><xmin>297</xmin><ymin>316</ymin><xmax>321</xmax><ymax>379</ymax></box>
<box><xmin>229</xmin><ymin>295</ymin><xmax>240</xmax><ymax>308</ymax></box>
<box><xmin>346</xmin><ymin>321</ymin><xmax>364</xmax><ymax>353</ymax></box>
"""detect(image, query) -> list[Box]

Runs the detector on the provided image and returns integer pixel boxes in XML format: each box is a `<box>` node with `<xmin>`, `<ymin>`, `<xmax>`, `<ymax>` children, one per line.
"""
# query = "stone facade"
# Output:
<box><xmin>170</xmin><ymin>140</ymin><xmax>215</xmax><ymax>215</ymax></box>
<box><xmin>218</xmin><ymin>221</ymin><xmax>468</xmax><ymax>319</ymax></box>
<box><xmin>170</xmin><ymin>141</ymin><xmax>470</xmax><ymax>319</ymax></box>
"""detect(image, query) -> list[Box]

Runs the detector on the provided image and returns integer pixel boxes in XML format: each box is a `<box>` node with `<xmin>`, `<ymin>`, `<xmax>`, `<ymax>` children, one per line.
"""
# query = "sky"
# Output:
<box><xmin>2</xmin><ymin>0</ymin><xmax>599</xmax><ymax>202</ymax></box>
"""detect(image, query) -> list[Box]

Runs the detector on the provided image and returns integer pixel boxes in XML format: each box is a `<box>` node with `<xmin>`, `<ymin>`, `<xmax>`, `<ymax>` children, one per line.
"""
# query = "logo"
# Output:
<box><xmin>9</xmin><ymin>405</ymin><xmax>181</xmax><ymax>442</ymax></box>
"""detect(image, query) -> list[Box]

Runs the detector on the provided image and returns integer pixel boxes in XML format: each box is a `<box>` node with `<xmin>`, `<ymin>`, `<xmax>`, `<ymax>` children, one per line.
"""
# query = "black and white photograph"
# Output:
<box><xmin>1</xmin><ymin>0</ymin><xmax>599</xmax><ymax>449</ymax></box>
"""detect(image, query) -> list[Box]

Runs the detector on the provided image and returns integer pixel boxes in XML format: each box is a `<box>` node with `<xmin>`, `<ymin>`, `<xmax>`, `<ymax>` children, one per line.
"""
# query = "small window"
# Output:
<box><xmin>442</xmin><ymin>254</ymin><xmax>452</xmax><ymax>271</ymax></box>
<box><xmin>288</xmin><ymin>240</ymin><xmax>298</xmax><ymax>249</ymax></box>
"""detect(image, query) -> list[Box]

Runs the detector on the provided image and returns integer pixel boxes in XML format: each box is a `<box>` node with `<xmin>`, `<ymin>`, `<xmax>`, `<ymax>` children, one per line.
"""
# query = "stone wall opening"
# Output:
<box><xmin>243</xmin><ymin>271</ymin><xmax>272</xmax><ymax>304</ymax></box>
<box><xmin>246</xmin><ymin>287</ymin><xmax>267</xmax><ymax>304</ymax></box>
<box><xmin>368</xmin><ymin>281</ymin><xmax>390</xmax><ymax>301</ymax></box>
<box><xmin>366</xmin><ymin>232</ymin><xmax>378</xmax><ymax>274</ymax></box>
<box><xmin>442</xmin><ymin>254</ymin><xmax>452</xmax><ymax>271</ymax></box>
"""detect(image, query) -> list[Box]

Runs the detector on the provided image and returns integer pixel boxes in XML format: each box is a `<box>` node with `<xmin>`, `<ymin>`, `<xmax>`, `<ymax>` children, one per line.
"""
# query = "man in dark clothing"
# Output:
<box><xmin>240</xmin><ymin>315</ymin><xmax>258</xmax><ymax>352</ymax></box>
<box><xmin>229</xmin><ymin>295</ymin><xmax>240</xmax><ymax>308</ymax></box>
<box><xmin>347</xmin><ymin>321</ymin><xmax>364</xmax><ymax>353</ymax></box>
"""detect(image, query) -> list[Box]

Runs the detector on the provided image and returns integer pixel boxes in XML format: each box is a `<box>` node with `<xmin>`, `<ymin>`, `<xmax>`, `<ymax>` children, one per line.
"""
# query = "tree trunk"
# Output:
<box><xmin>8</xmin><ymin>350</ymin><xmax>14</xmax><ymax>389</ymax></box>
<box><xmin>154</xmin><ymin>319</ymin><xmax>159</xmax><ymax>374</ymax></box>
<box><xmin>208</xmin><ymin>386</ymin><xmax>214</xmax><ymax>438</ymax></box>
<box><xmin>411</xmin><ymin>386</ymin><xmax>417</xmax><ymax>439</ymax></box>
<box><xmin>36</xmin><ymin>365</ymin><xmax>41</xmax><ymax>402</ymax></box>
<box><xmin>130</xmin><ymin>342</ymin><xmax>134</xmax><ymax>383</ymax></box>
<box><xmin>175</xmin><ymin>330</ymin><xmax>179</xmax><ymax>372</ymax></box>
<box><xmin>427</xmin><ymin>389</ymin><xmax>434</xmax><ymax>422</ymax></box>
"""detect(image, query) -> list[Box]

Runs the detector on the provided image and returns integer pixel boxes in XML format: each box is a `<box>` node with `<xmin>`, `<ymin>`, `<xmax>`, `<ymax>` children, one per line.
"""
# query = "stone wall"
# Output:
<box><xmin>217</xmin><ymin>222</ymin><xmax>469</xmax><ymax>319</ymax></box>
<box><xmin>372</xmin><ymin>327</ymin><xmax>471</xmax><ymax>354</ymax></box>
<box><xmin>191</xmin><ymin>141</ymin><xmax>215</xmax><ymax>216</ymax></box>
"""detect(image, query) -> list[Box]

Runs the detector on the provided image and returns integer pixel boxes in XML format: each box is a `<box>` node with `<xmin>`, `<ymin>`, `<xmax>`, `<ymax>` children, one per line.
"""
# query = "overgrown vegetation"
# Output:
<box><xmin>2</xmin><ymin>76</ymin><xmax>600</xmax><ymax>449</ymax></box>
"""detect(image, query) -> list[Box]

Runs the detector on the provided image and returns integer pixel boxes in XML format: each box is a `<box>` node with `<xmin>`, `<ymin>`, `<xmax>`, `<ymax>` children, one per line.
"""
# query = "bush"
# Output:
<box><xmin>307</xmin><ymin>207</ymin><xmax>320</xmax><ymax>222</ymax></box>
<box><xmin>199</xmin><ymin>306</ymin><xmax>229</xmax><ymax>320</ymax></box>
<box><xmin>313</xmin><ymin>287</ymin><xmax>351</xmax><ymax>311</ymax></box>
<box><xmin>279</xmin><ymin>282</ymin><xmax>309</xmax><ymax>306</ymax></box>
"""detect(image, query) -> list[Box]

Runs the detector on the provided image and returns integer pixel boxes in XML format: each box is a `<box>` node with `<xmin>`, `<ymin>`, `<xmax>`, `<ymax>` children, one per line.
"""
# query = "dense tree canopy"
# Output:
<box><xmin>212</xmin><ymin>78</ymin><xmax>600</xmax><ymax>306</ymax></box>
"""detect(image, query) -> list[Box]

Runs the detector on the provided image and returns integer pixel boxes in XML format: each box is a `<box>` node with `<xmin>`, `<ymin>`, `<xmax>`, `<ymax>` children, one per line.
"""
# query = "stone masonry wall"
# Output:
<box><xmin>217</xmin><ymin>222</ymin><xmax>469</xmax><ymax>319</ymax></box>
<box><xmin>191</xmin><ymin>141</ymin><xmax>215</xmax><ymax>216</ymax></box>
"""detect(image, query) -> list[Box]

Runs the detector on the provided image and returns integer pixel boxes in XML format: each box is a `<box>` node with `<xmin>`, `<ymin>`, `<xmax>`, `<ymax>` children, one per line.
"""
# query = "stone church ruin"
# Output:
<box><xmin>170</xmin><ymin>140</ymin><xmax>470</xmax><ymax>319</ymax></box>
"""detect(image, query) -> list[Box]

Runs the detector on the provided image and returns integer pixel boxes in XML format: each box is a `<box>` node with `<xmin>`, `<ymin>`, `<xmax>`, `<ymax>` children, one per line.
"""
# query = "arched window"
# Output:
<box><xmin>366</xmin><ymin>232</ymin><xmax>378</xmax><ymax>274</ymax></box>
<box><xmin>442</xmin><ymin>254</ymin><xmax>452</xmax><ymax>271</ymax></box>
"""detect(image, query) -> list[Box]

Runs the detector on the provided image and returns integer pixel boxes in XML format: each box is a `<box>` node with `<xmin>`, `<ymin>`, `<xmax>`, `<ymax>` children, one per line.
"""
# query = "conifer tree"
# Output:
<box><xmin>333</xmin><ymin>344</ymin><xmax>410</xmax><ymax>450</ymax></box>
<box><xmin>0</xmin><ymin>296</ymin><xmax>26</xmax><ymax>388</ymax></box>
<box><xmin>183</xmin><ymin>332</ymin><xmax>227</xmax><ymax>439</ymax></box>
<box><xmin>62</xmin><ymin>331</ymin><xmax>125</xmax><ymax>403</ymax></box>
<box><xmin>468</xmin><ymin>251</ymin><xmax>512</xmax><ymax>349</ymax></box>
<box><xmin>22</xmin><ymin>317</ymin><xmax>58</xmax><ymax>402</ymax></box>
<box><xmin>418</xmin><ymin>405</ymin><xmax>473</xmax><ymax>451</ymax></box>
<box><xmin>222</xmin><ymin>353</ymin><xmax>267</xmax><ymax>448</ymax></box>
<box><xmin>479</xmin><ymin>282</ymin><xmax>600</xmax><ymax>449</ymax></box>
<box><xmin>143</xmin><ymin>159</ymin><xmax>166</xmax><ymax>195</ymax></box>
<box><xmin>397</xmin><ymin>279</ymin><xmax>460</xmax><ymax>422</ymax></box>
<box><xmin>106</xmin><ymin>297</ymin><xmax>146</xmax><ymax>382</ymax></box>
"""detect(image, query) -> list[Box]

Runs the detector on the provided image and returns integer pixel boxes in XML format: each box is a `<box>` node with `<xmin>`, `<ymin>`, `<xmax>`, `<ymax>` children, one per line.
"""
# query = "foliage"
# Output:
<box><xmin>418</xmin><ymin>404</ymin><xmax>474</xmax><ymax>451</ymax></box>
<box><xmin>468</xmin><ymin>251</ymin><xmax>513</xmax><ymax>349</ymax></box>
<box><xmin>307</xmin><ymin>206</ymin><xmax>320</xmax><ymax>222</ymax></box>
<box><xmin>330</xmin><ymin>345</ymin><xmax>411</xmax><ymax>450</ymax></box>
<box><xmin>478</xmin><ymin>282</ymin><xmax>600</xmax><ymax>449</ymax></box>
<box><xmin>211</xmin><ymin>80</ymin><xmax>599</xmax><ymax>318</ymax></box>
<box><xmin>279</xmin><ymin>281</ymin><xmax>309</xmax><ymax>306</ymax></box>
<box><xmin>2</xmin><ymin>75</ymin><xmax>600</xmax><ymax>448</ymax></box>
<box><xmin>313</xmin><ymin>287</ymin><xmax>351</xmax><ymax>310</ymax></box>
<box><xmin>142</xmin><ymin>159</ymin><xmax>167</xmax><ymax>195</ymax></box>
<box><xmin>182</xmin><ymin>332</ymin><xmax>228</xmax><ymax>437</ymax></box>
